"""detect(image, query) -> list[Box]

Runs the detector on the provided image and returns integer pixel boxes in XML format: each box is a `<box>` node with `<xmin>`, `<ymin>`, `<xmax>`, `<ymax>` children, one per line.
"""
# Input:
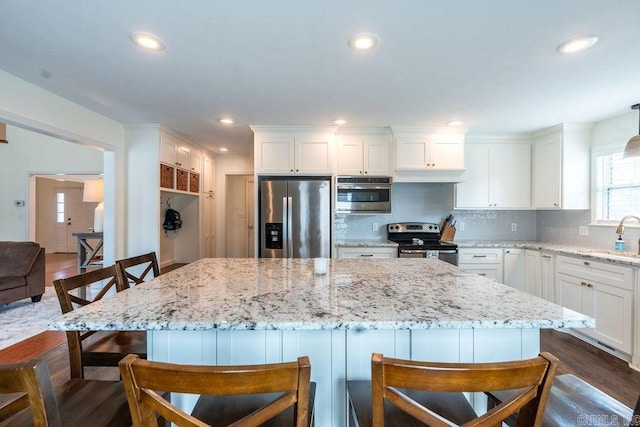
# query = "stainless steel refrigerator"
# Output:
<box><xmin>259</xmin><ymin>177</ymin><xmax>331</xmax><ymax>258</ymax></box>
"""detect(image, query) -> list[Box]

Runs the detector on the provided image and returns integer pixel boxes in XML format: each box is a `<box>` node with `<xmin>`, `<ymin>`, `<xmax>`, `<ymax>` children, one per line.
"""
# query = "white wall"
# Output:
<box><xmin>0</xmin><ymin>70</ymin><xmax>125</xmax><ymax>265</ymax></box>
<box><xmin>0</xmin><ymin>126</ymin><xmax>103</xmax><ymax>242</ymax></box>
<box><xmin>215</xmin><ymin>154</ymin><xmax>254</xmax><ymax>257</ymax></box>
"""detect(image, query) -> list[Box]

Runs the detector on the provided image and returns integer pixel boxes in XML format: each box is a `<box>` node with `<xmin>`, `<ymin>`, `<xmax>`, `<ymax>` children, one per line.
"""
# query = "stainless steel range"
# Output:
<box><xmin>387</xmin><ymin>222</ymin><xmax>458</xmax><ymax>265</ymax></box>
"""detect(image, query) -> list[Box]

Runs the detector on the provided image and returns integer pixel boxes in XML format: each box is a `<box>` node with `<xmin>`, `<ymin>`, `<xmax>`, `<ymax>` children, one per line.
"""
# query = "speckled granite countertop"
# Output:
<box><xmin>49</xmin><ymin>258</ymin><xmax>592</xmax><ymax>332</ymax></box>
<box><xmin>334</xmin><ymin>239</ymin><xmax>398</xmax><ymax>248</ymax></box>
<box><xmin>457</xmin><ymin>241</ymin><xmax>640</xmax><ymax>267</ymax></box>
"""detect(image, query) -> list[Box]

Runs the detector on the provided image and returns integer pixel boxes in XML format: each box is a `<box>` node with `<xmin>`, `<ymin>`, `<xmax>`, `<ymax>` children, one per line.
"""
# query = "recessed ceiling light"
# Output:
<box><xmin>219</xmin><ymin>118</ymin><xmax>234</xmax><ymax>124</ymax></box>
<box><xmin>220</xmin><ymin>147</ymin><xmax>229</xmax><ymax>152</ymax></box>
<box><xmin>129</xmin><ymin>32</ymin><xmax>165</xmax><ymax>51</ymax></box>
<box><xmin>556</xmin><ymin>35</ymin><xmax>598</xmax><ymax>54</ymax></box>
<box><xmin>348</xmin><ymin>33</ymin><xmax>380</xmax><ymax>50</ymax></box>
<box><xmin>333</xmin><ymin>119</ymin><xmax>347</xmax><ymax>126</ymax></box>
<box><xmin>447</xmin><ymin>120</ymin><xmax>463</xmax><ymax>127</ymax></box>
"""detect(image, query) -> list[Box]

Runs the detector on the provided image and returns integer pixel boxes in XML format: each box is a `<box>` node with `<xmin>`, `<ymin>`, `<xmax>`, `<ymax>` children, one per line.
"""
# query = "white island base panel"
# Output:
<box><xmin>148</xmin><ymin>328</ymin><xmax>540</xmax><ymax>427</ymax></box>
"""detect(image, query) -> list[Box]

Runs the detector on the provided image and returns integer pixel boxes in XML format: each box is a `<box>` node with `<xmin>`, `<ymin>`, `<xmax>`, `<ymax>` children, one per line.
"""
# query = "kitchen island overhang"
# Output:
<box><xmin>49</xmin><ymin>258</ymin><xmax>594</xmax><ymax>427</ymax></box>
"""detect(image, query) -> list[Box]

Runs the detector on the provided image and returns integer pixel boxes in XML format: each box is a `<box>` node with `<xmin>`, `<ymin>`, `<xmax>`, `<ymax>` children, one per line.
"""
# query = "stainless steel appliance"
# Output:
<box><xmin>260</xmin><ymin>177</ymin><xmax>331</xmax><ymax>258</ymax></box>
<box><xmin>335</xmin><ymin>176</ymin><xmax>392</xmax><ymax>214</ymax></box>
<box><xmin>387</xmin><ymin>222</ymin><xmax>458</xmax><ymax>265</ymax></box>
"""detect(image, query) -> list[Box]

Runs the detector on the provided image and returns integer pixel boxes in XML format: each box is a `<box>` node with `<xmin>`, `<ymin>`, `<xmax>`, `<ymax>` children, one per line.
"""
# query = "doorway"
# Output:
<box><xmin>225</xmin><ymin>175</ymin><xmax>255</xmax><ymax>258</ymax></box>
<box><xmin>35</xmin><ymin>177</ymin><xmax>96</xmax><ymax>254</ymax></box>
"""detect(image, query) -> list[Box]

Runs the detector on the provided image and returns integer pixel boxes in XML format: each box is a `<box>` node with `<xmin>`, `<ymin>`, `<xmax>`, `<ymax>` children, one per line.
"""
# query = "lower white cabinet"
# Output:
<box><xmin>540</xmin><ymin>252</ymin><xmax>555</xmax><ymax>302</ymax></box>
<box><xmin>335</xmin><ymin>246</ymin><xmax>397</xmax><ymax>259</ymax></box>
<box><xmin>503</xmin><ymin>249</ymin><xmax>525</xmax><ymax>291</ymax></box>
<box><xmin>524</xmin><ymin>250</ymin><xmax>541</xmax><ymax>297</ymax></box>
<box><xmin>555</xmin><ymin>255</ymin><xmax>634</xmax><ymax>355</ymax></box>
<box><xmin>458</xmin><ymin>248</ymin><xmax>504</xmax><ymax>283</ymax></box>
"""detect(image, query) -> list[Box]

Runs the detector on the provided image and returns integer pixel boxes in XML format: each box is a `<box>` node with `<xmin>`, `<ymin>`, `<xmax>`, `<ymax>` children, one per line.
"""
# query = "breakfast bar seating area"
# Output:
<box><xmin>47</xmin><ymin>257</ymin><xmax>595</xmax><ymax>427</ymax></box>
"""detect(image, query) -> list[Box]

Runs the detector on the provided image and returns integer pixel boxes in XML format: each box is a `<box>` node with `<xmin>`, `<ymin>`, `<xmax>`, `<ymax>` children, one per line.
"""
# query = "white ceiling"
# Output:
<box><xmin>2</xmin><ymin>0</ymin><xmax>640</xmax><ymax>156</ymax></box>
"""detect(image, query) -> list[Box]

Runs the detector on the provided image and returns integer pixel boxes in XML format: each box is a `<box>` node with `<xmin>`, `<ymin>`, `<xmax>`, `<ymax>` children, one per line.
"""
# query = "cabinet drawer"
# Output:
<box><xmin>555</xmin><ymin>255</ymin><xmax>633</xmax><ymax>290</ymax></box>
<box><xmin>458</xmin><ymin>248</ymin><xmax>503</xmax><ymax>263</ymax></box>
<box><xmin>336</xmin><ymin>247</ymin><xmax>397</xmax><ymax>259</ymax></box>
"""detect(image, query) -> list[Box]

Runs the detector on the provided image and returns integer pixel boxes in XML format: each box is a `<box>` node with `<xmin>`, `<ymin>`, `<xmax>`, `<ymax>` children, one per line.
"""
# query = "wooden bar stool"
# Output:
<box><xmin>0</xmin><ymin>358</ymin><xmax>131</xmax><ymax>426</ymax></box>
<box><xmin>487</xmin><ymin>373</ymin><xmax>639</xmax><ymax>427</ymax></box>
<box><xmin>346</xmin><ymin>352</ymin><xmax>558</xmax><ymax>427</ymax></box>
<box><xmin>115</xmin><ymin>252</ymin><xmax>160</xmax><ymax>290</ymax></box>
<box><xmin>53</xmin><ymin>266</ymin><xmax>147</xmax><ymax>379</ymax></box>
<box><xmin>119</xmin><ymin>354</ymin><xmax>315</xmax><ymax>426</ymax></box>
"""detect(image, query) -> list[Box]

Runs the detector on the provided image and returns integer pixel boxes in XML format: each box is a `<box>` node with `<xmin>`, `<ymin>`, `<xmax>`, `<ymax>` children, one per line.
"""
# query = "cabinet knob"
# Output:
<box><xmin>290</xmin><ymin>169</ymin><xmax>294</xmax><ymax>172</ymax></box>
<box><xmin>473</xmin><ymin>255</ymin><xmax>487</xmax><ymax>258</ymax></box>
<box><xmin>581</xmin><ymin>281</ymin><xmax>588</xmax><ymax>286</ymax></box>
<box><xmin>586</xmin><ymin>283</ymin><xmax>593</xmax><ymax>288</ymax></box>
<box><xmin>296</xmin><ymin>169</ymin><xmax>299</xmax><ymax>172</ymax></box>
<box><xmin>359</xmin><ymin>171</ymin><xmax>363</xmax><ymax>174</ymax></box>
<box><xmin>554</xmin><ymin>202</ymin><xmax>559</xmax><ymax>207</ymax></box>
<box><xmin>359</xmin><ymin>254</ymin><xmax>374</xmax><ymax>257</ymax></box>
<box><xmin>505</xmin><ymin>250</ymin><xmax>510</xmax><ymax>253</ymax></box>
<box><xmin>432</xmin><ymin>163</ymin><xmax>436</xmax><ymax>167</ymax></box>
<box><xmin>584</xmin><ymin>261</ymin><xmax>590</xmax><ymax>266</ymax></box>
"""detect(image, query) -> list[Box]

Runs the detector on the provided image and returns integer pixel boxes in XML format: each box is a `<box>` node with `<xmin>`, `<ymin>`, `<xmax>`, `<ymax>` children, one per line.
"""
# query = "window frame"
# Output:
<box><xmin>591</xmin><ymin>143</ymin><xmax>640</xmax><ymax>227</ymax></box>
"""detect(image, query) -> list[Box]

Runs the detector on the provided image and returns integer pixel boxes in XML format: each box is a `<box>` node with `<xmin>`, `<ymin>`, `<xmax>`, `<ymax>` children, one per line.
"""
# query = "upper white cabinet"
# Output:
<box><xmin>533</xmin><ymin>124</ymin><xmax>590</xmax><ymax>209</ymax></box>
<box><xmin>252</xmin><ymin>126</ymin><xmax>337</xmax><ymax>174</ymax></box>
<box><xmin>391</xmin><ymin>127</ymin><xmax>465</xmax><ymax>182</ymax></box>
<box><xmin>456</xmin><ymin>136</ymin><xmax>531</xmax><ymax>209</ymax></box>
<box><xmin>336</xmin><ymin>129</ymin><xmax>392</xmax><ymax>176</ymax></box>
<box><xmin>159</xmin><ymin>131</ymin><xmax>202</xmax><ymax>194</ymax></box>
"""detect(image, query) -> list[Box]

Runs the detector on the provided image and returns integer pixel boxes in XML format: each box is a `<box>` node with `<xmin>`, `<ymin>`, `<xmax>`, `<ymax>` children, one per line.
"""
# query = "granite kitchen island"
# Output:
<box><xmin>50</xmin><ymin>258</ymin><xmax>593</xmax><ymax>427</ymax></box>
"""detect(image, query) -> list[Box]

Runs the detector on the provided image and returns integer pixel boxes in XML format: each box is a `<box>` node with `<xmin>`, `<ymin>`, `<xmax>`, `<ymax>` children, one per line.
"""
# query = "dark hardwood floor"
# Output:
<box><xmin>2</xmin><ymin>254</ymin><xmax>639</xmax><ymax>412</ymax></box>
<box><xmin>542</xmin><ymin>328</ymin><xmax>640</xmax><ymax>408</ymax></box>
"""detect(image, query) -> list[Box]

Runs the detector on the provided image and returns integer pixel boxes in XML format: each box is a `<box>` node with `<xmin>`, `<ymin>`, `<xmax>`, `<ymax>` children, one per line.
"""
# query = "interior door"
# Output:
<box><xmin>54</xmin><ymin>187</ymin><xmax>95</xmax><ymax>253</ymax></box>
<box><xmin>245</xmin><ymin>179</ymin><xmax>255</xmax><ymax>257</ymax></box>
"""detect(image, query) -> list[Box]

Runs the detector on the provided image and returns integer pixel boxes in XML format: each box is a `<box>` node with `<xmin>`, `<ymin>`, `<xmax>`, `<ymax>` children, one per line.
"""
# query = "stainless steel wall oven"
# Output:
<box><xmin>335</xmin><ymin>176</ymin><xmax>392</xmax><ymax>214</ymax></box>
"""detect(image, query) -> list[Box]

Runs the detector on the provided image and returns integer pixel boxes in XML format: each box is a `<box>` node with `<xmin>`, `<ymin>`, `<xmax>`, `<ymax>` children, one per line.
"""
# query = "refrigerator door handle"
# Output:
<box><xmin>286</xmin><ymin>196</ymin><xmax>293</xmax><ymax>257</ymax></box>
<box><xmin>282</xmin><ymin>196</ymin><xmax>288</xmax><ymax>258</ymax></box>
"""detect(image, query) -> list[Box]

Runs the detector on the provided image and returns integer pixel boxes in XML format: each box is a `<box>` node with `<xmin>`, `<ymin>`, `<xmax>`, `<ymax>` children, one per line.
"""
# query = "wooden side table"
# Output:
<box><xmin>72</xmin><ymin>232</ymin><xmax>104</xmax><ymax>274</ymax></box>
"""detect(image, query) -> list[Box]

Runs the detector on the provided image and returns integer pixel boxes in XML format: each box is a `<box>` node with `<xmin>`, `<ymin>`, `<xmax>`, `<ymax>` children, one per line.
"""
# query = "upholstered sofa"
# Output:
<box><xmin>0</xmin><ymin>241</ymin><xmax>45</xmax><ymax>305</ymax></box>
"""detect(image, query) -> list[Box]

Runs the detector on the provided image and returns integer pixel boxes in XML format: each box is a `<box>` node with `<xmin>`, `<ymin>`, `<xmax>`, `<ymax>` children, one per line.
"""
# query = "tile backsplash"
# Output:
<box><xmin>335</xmin><ymin>183</ymin><xmax>638</xmax><ymax>253</ymax></box>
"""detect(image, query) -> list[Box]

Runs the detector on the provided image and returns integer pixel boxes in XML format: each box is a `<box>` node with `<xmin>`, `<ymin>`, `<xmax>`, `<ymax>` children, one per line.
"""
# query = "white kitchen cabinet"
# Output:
<box><xmin>202</xmin><ymin>152</ymin><xmax>216</xmax><ymax>258</ymax></box>
<box><xmin>252</xmin><ymin>126</ymin><xmax>336</xmax><ymax>174</ymax></box>
<box><xmin>533</xmin><ymin>124</ymin><xmax>590</xmax><ymax>209</ymax></box>
<box><xmin>395</xmin><ymin>138</ymin><xmax>463</xmax><ymax>170</ymax></box>
<box><xmin>159</xmin><ymin>132</ymin><xmax>201</xmax><ymax>194</ymax></box>
<box><xmin>524</xmin><ymin>250</ymin><xmax>554</xmax><ymax>299</ymax></box>
<box><xmin>391</xmin><ymin>127</ymin><xmax>465</xmax><ymax>182</ymax></box>
<box><xmin>336</xmin><ymin>131</ymin><xmax>391</xmax><ymax>176</ymax></box>
<box><xmin>458</xmin><ymin>248</ymin><xmax>504</xmax><ymax>283</ymax></box>
<box><xmin>555</xmin><ymin>255</ymin><xmax>634</xmax><ymax>355</ymax></box>
<box><xmin>161</xmin><ymin>133</ymin><xmax>198</xmax><ymax>171</ymax></box>
<box><xmin>540</xmin><ymin>252</ymin><xmax>555</xmax><ymax>302</ymax></box>
<box><xmin>456</xmin><ymin>139</ymin><xmax>531</xmax><ymax>209</ymax></box>
<box><xmin>503</xmin><ymin>248</ymin><xmax>525</xmax><ymax>291</ymax></box>
<box><xmin>336</xmin><ymin>246</ymin><xmax>397</xmax><ymax>259</ymax></box>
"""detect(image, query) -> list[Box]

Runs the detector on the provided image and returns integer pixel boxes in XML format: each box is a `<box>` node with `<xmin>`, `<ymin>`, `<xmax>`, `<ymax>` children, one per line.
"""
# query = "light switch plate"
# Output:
<box><xmin>579</xmin><ymin>226</ymin><xmax>589</xmax><ymax>236</ymax></box>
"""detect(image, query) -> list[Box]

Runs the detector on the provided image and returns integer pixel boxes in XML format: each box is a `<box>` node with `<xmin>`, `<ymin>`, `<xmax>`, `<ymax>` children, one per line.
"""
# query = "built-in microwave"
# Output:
<box><xmin>335</xmin><ymin>176</ymin><xmax>392</xmax><ymax>214</ymax></box>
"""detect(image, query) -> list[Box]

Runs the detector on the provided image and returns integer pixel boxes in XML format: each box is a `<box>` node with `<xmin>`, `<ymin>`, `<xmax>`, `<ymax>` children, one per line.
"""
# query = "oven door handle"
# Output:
<box><xmin>399</xmin><ymin>249</ymin><xmax>429</xmax><ymax>254</ymax></box>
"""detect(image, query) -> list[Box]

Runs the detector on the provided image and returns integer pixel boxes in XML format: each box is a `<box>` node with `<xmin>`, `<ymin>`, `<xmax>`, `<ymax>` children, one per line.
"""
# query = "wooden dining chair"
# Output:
<box><xmin>53</xmin><ymin>265</ymin><xmax>147</xmax><ymax>379</ymax></box>
<box><xmin>0</xmin><ymin>358</ymin><xmax>131</xmax><ymax>427</ymax></box>
<box><xmin>346</xmin><ymin>352</ymin><xmax>558</xmax><ymax>427</ymax></box>
<box><xmin>119</xmin><ymin>354</ymin><xmax>314</xmax><ymax>427</ymax></box>
<box><xmin>487</xmin><ymin>373</ymin><xmax>638</xmax><ymax>427</ymax></box>
<box><xmin>115</xmin><ymin>252</ymin><xmax>160</xmax><ymax>290</ymax></box>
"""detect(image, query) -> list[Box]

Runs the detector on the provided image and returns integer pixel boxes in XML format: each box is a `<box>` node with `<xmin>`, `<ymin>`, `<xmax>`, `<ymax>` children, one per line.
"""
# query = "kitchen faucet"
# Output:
<box><xmin>615</xmin><ymin>215</ymin><xmax>640</xmax><ymax>255</ymax></box>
